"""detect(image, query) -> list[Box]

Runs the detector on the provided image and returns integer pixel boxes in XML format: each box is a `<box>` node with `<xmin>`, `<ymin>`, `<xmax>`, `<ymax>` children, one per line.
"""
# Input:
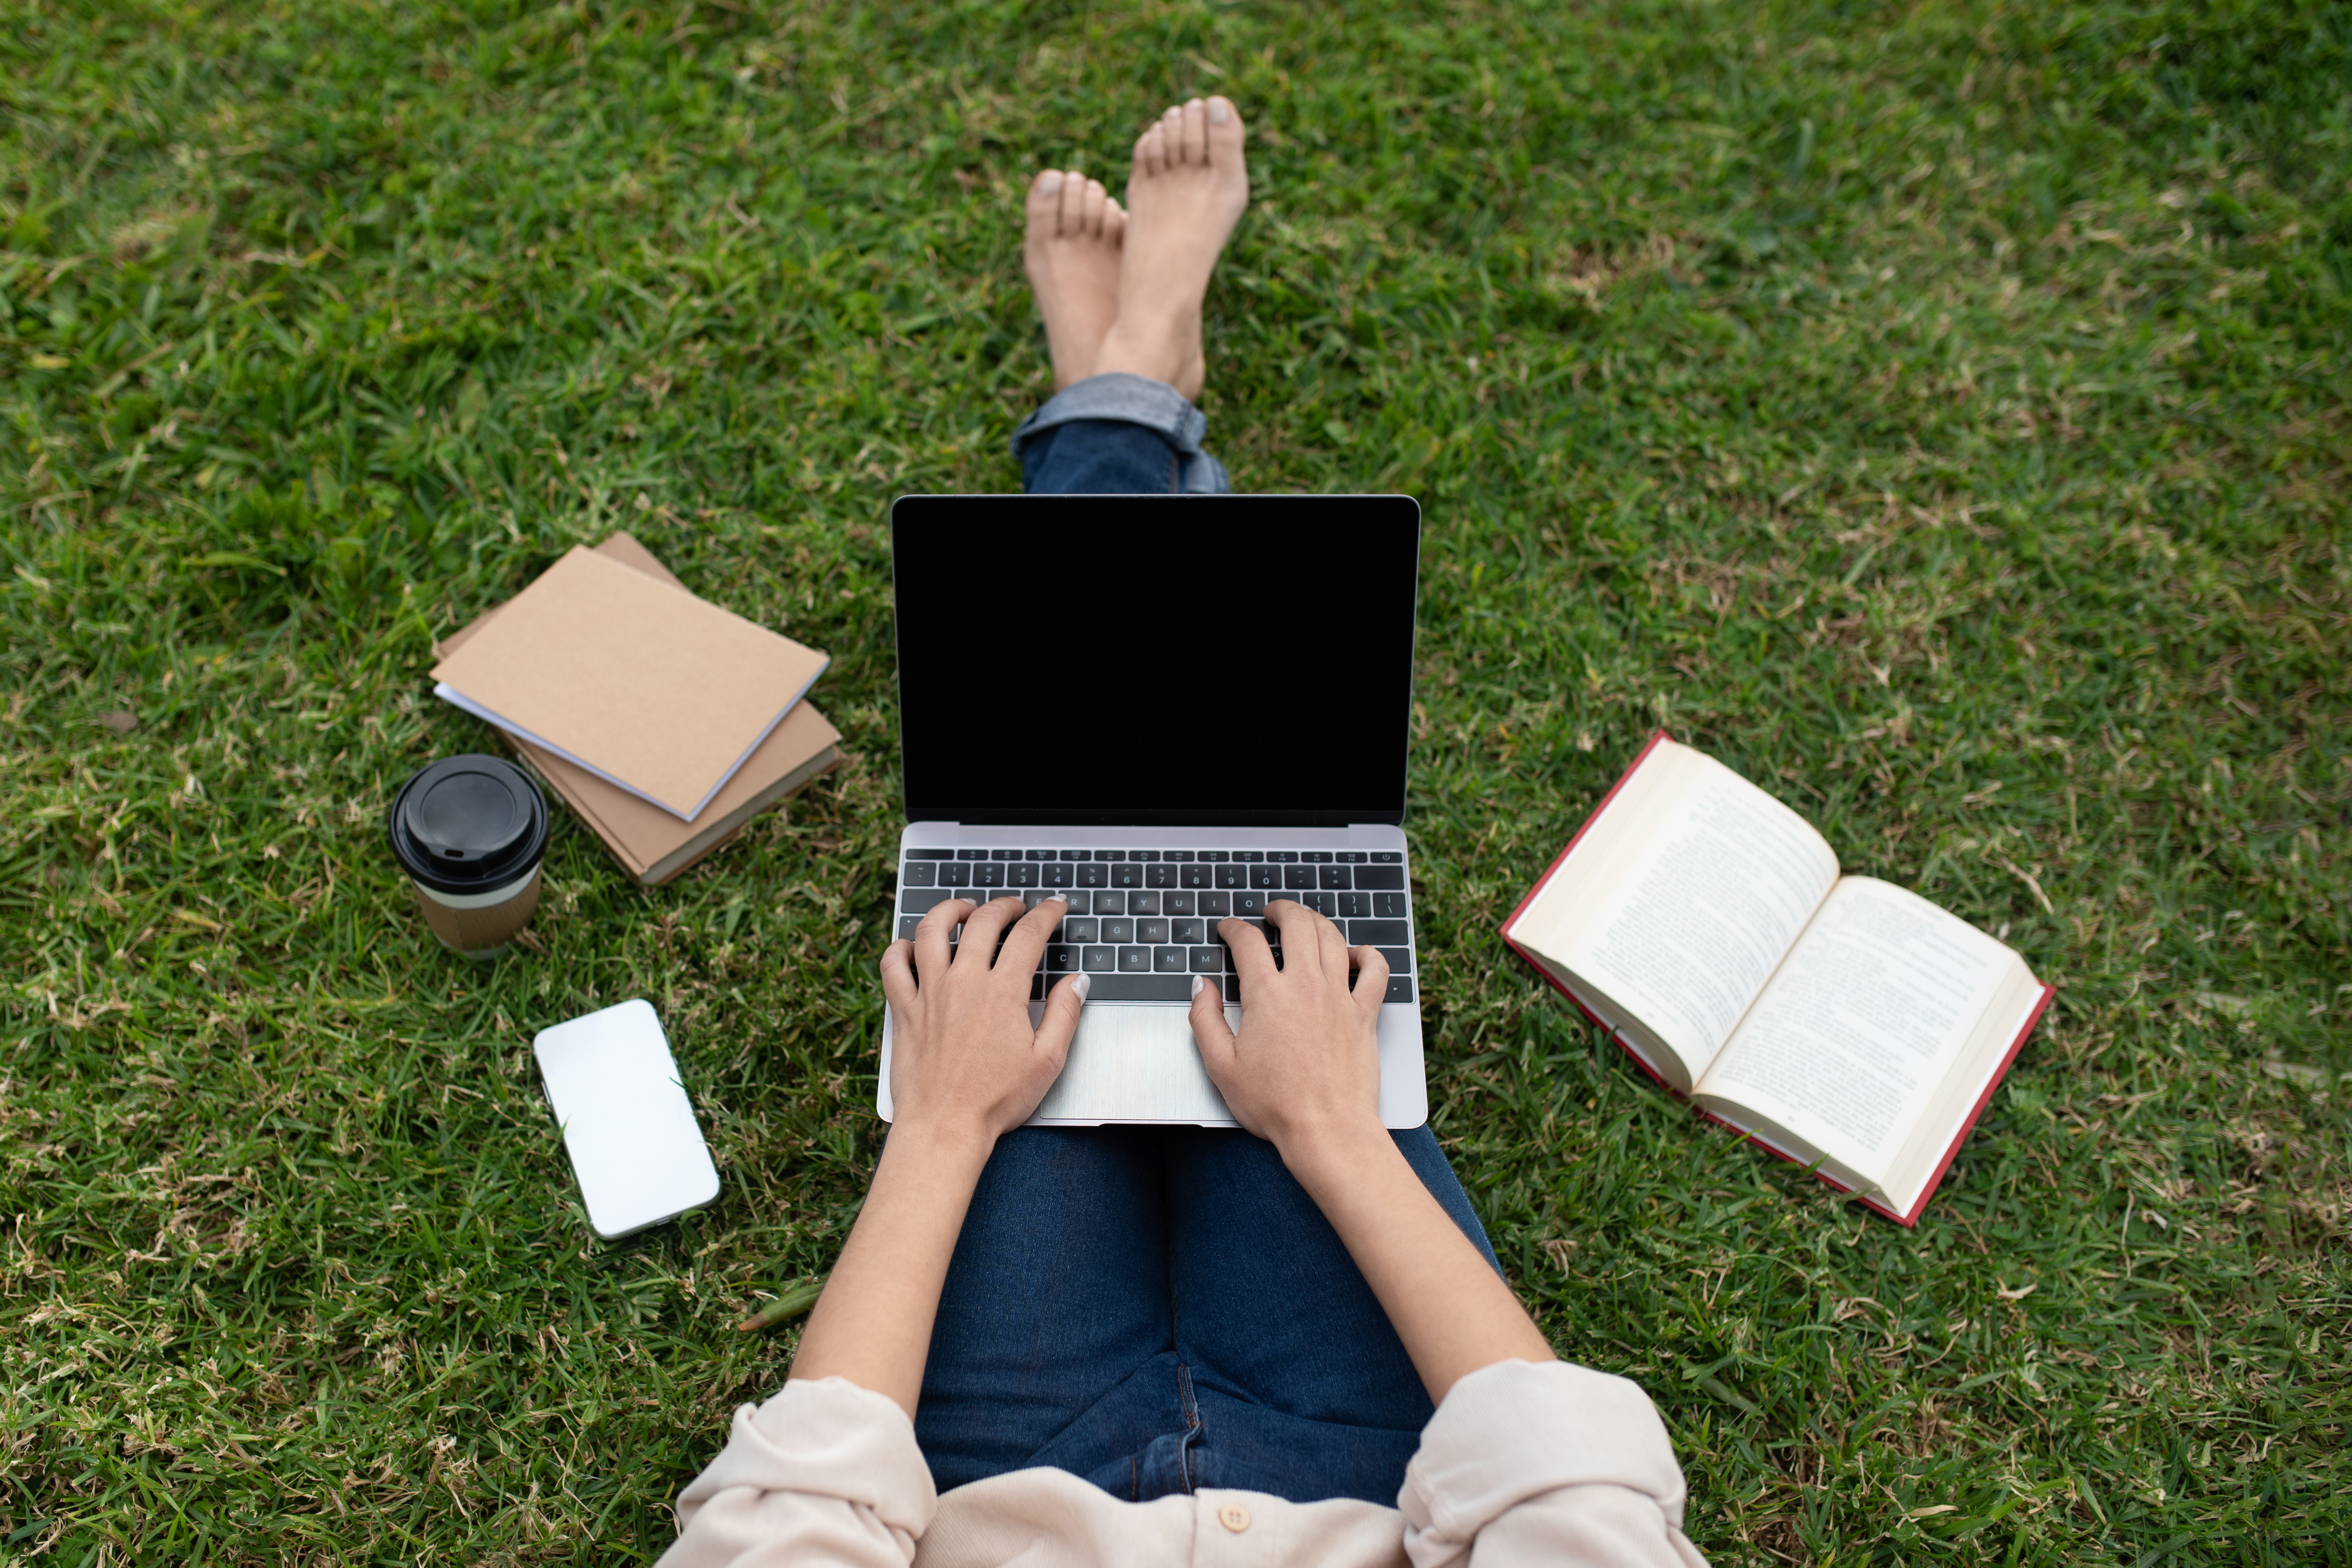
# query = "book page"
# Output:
<box><xmin>1548</xmin><ymin>759</ymin><xmax>1841</xmax><ymax>1075</ymax></box>
<box><xmin>1696</xmin><ymin>877</ymin><xmax>2015</xmax><ymax>1181</ymax></box>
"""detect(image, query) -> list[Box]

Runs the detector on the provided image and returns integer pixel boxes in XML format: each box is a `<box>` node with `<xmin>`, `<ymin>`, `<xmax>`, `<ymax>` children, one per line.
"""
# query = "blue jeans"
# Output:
<box><xmin>912</xmin><ymin>1126</ymin><xmax>1500</xmax><ymax>1507</ymax></box>
<box><xmin>1012</xmin><ymin>372</ymin><xmax>1232</xmax><ymax>494</ymax></box>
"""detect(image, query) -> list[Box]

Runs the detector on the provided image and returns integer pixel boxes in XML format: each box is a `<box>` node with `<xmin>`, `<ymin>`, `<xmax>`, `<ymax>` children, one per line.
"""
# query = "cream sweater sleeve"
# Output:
<box><xmin>1397</xmin><ymin>1359</ymin><xmax>1709</xmax><ymax>1568</ymax></box>
<box><xmin>658</xmin><ymin>1376</ymin><xmax>935</xmax><ymax>1568</ymax></box>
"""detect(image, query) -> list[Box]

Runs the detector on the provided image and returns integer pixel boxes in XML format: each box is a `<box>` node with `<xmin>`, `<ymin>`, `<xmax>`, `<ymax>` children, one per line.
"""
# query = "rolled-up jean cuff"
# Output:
<box><xmin>1011</xmin><ymin>373</ymin><xmax>1230</xmax><ymax>494</ymax></box>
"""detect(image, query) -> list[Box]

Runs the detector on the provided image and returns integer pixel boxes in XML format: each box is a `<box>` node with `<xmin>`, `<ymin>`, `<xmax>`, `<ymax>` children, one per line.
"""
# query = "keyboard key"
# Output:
<box><xmin>1200</xmin><ymin>891</ymin><xmax>1232</xmax><ymax>917</ymax></box>
<box><xmin>1191</xmin><ymin>946</ymin><xmax>1225</xmax><ymax>972</ymax></box>
<box><xmin>897</xmin><ymin>916</ymin><xmax>921</xmax><ymax>939</ymax></box>
<box><xmin>1061</xmin><ymin>849</ymin><xmax>1089</xmax><ymax>861</ymax></box>
<box><xmin>938</xmin><ymin>862</ymin><xmax>971</xmax><ymax>887</ymax></box>
<box><xmin>1384</xmin><ymin>975</ymin><xmax>1414</xmax><ymax>1002</ymax></box>
<box><xmin>1092</xmin><ymin>890</ymin><xmax>1125</xmax><ymax>915</ymax></box>
<box><xmin>991</xmin><ymin>849</ymin><xmax>1021</xmax><ymax>862</ymax></box>
<box><xmin>1153</xmin><ymin>946</ymin><xmax>1188</xmax><ymax>973</ymax></box>
<box><xmin>1202</xmin><ymin>851</ymin><xmax>1229</xmax><ymax>862</ymax></box>
<box><xmin>1102</xmin><ymin>918</ymin><xmax>1135</xmax><ymax>944</ymax></box>
<box><xmin>1234</xmin><ymin>851</ymin><xmax>1264</xmax><ymax>863</ymax></box>
<box><xmin>1374</xmin><ymin>891</ymin><xmax>1407</xmax><ymax>919</ymax></box>
<box><xmin>1130</xmin><ymin>849</ymin><xmax>1159</xmax><ymax>862</ymax></box>
<box><xmin>1234</xmin><ymin>891</ymin><xmax>1266</xmax><ymax>916</ymax></box>
<box><xmin>1118</xmin><ymin>946</ymin><xmax>1151</xmax><ymax>972</ymax></box>
<box><xmin>1026</xmin><ymin>849</ymin><xmax>1055</xmax><ymax>861</ymax></box>
<box><xmin>1112</xmin><ymin>864</ymin><xmax>1144</xmax><ymax>888</ymax></box>
<box><xmin>1047</xmin><ymin>945</ymin><xmax>1081</xmax><ymax>973</ymax></box>
<box><xmin>1094</xmin><ymin>850</ymin><xmax>1124</xmax><ymax>861</ymax></box>
<box><xmin>1352</xmin><ymin>865</ymin><xmax>1405</xmax><ymax>889</ymax></box>
<box><xmin>909</xmin><ymin>848</ymin><xmax>954</xmax><ymax>860</ymax></box>
<box><xmin>901</xmin><ymin>861</ymin><xmax>938</xmax><ymax>886</ymax></box>
<box><xmin>1167</xmin><ymin>850</ymin><xmax>1195</xmax><ymax>862</ymax></box>
<box><xmin>1083</xmin><ymin>946</ymin><xmax>1116</xmax><ymax>972</ymax></box>
<box><xmin>1268</xmin><ymin>851</ymin><xmax>1298</xmax><ymax>863</ymax></box>
<box><xmin>1299</xmin><ymin>890</ymin><xmax>1338</xmax><ymax>916</ymax></box>
<box><xmin>1031</xmin><ymin>973</ymin><xmax>1045</xmax><ymax>1001</ymax></box>
<box><xmin>1337</xmin><ymin>891</ymin><xmax>1371</xmax><ymax>918</ymax></box>
<box><xmin>1376</xmin><ymin>946</ymin><xmax>1411</xmax><ymax>975</ymax></box>
<box><xmin>1076</xmin><ymin>973</ymin><xmax>1193</xmax><ymax>1001</ymax></box>
<box><xmin>1215</xmin><ymin>865</ymin><xmax>1245</xmax><ymax>888</ymax></box>
<box><xmin>1043</xmin><ymin>862</ymin><xmax>1074</xmax><ymax>888</ymax></box>
<box><xmin>972</xmin><ymin>863</ymin><xmax>1005</xmax><ymax>888</ymax></box>
<box><xmin>1283</xmin><ymin>865</ymin><xmax>1317</xmax><ymax>890</ymax></box>
<box><xmin>1180</xmin><ymin>865</ymin><xmax>1212</xmax><ymax>888</ymax></box>
<box><xmin>1318</xmin><ymin>864</ymin><xmax>1350</xmax><ymax>889</ymax></box>
<box><xmin>1077</xmin><ymin>863</ymin><xmax>1109</xmax><ymax>888</ymax></box>
<box><xmin>1338</xmin><ymin>851</ymin><xmax>1367</xmax><ymax>863</ymax></box>
<box><xmin>958</xmin><ymin>849</ymin><xmax>989</xmax><ymax>861</ymax></box>
<box><xmin>1250</xmin><ymin>865</ymin><xmax>1282</xmax><ymax>890</ymax></box>
<box><xmin>1349</xmin><ymin>919</ymin><xmax>1411</xmax><ymax>945</ymax></box>
<box><xmin>1371</xmin><ymin>851</ymin><xmax>1402</xmax><ymax>863</ymax></box>
<box><xmin>1062</xmin><ymin>917</ymin><xmax>1098</xmax><ymax>944</ymax></box>
<box><xmin>1138</xmin><ymin>918</ymin><xmax>1170</xmax><ymax>945</ymax></box>
<box><xmin>901</xmin><ymin>887</ymin><xmax>958</xmax><ymax>914</ymax></box>
<box><xmin>1009</xmin><ymin>862</ymin><xmax>1038</xmax><ymax>887</ymax></box>
<box><xmin>1303</xmin><ymin>851</ymin><xmax>1332</xmax><ymax>863</ymax></box>
<box><xmin>1164</xmin><ymin>890</ymin><xmax>1195</xmax><ymax>916</ymax></box>
<box><xmin>1172</xmin><ymin>918</ymin><xmax>1206</xmax><ymax>944</ymax></box>
<box><xmin>1127</xmin><ymin>890</ymin><xmax>1160</xmax><ymax>916</ymax></box>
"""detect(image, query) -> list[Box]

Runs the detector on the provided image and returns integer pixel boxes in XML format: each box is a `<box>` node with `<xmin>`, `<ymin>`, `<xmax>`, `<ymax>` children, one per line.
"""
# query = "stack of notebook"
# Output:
<box><xmin>434</xmin><ymin>533</ymin><xmax>840</xmax><ymax>887</ymax></box>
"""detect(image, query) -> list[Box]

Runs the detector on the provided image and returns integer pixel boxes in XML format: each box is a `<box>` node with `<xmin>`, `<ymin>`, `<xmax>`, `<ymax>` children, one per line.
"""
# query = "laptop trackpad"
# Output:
<box><xmin>1026</xmin><ymin>1002</ymin><xmax>1237</xmax><ymax>1126</ymax></box>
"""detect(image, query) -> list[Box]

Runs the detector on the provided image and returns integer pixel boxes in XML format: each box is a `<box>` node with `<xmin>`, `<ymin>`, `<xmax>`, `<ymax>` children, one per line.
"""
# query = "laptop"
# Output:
<box><xmin>879</xmin><ymin>494</ymin><xmax>1428</xmax><ymax>1128</ymax></box>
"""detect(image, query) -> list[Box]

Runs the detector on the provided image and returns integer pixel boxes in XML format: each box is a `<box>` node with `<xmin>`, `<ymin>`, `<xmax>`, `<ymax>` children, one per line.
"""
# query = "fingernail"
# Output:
<box><xmin>1208</xmin><ymin>99</ymin><xmax>1231</xmax><ymax>123</ymax></box>
<box><xmin>1190</xmin><ymin>975</ymin><xmax>1205</xmax><ymax>998</ymax></box>
<box><xmin>1072</xmin><ymin>973</ymin><xmax>1092</xmax><ymax>1002</ymax></box>
<box><xmin>1038</xmin><ymin>170</ymin><xmax>1063</xmax><ymax>193</ymax></box>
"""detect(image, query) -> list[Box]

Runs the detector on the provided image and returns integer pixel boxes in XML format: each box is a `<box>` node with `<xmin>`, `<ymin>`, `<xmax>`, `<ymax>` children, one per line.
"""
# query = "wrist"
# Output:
<box><xmin>1277</xmin><ymin>1117</ymin><xmax>1399</xmax><ymax>1197</ymax></box>
<box><xmin>882</xmin><ymin>1115</ymin><xmax>999</xmax><ymax>1174</ymax></box>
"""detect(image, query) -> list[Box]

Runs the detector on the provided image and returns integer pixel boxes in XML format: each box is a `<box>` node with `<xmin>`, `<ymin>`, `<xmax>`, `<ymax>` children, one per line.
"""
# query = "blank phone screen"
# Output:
<box><xmin>890</xmin><ymin>494</ymin><xmax>1422</xmax><ymax>826</ymax></box>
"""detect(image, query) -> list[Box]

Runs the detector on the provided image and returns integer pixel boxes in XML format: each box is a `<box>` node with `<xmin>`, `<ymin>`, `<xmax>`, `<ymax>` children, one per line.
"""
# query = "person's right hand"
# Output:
<box><xmin>1188</xmin><ymin>898</ymin><xmax>1389</xmax><ymax>1164</ymax></box>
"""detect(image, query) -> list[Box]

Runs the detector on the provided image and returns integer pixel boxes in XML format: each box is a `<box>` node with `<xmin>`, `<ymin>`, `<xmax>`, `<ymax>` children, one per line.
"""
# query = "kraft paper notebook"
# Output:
<box><xmin>432</xmin><ymin>543</ymin><xmax>829</xmax><ymax>821</ymax></box>
<box><xmin>439</xmin><ymin>535</ymin><xmax>841</xmax><ymax>886</ymax></box>
<box><xmin>1500</xmin><ymin>731</ymin><xmax>2052</xmax><ymax>1226</ymax></box>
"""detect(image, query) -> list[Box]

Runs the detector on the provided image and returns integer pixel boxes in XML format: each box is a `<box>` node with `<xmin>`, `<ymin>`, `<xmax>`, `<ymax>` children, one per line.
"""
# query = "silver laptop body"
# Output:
<box><xmin>879</xmin><ymin>494</ymin><xmax>1428</xmax><ymax>1128</ymax></box>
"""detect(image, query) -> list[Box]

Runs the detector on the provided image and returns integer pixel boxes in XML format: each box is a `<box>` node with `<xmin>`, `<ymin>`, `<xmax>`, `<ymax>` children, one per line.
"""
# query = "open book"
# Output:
<box><xmin>1501</xmin><ymin>732</ymin><xmax>2052</xmax><ymax>1225</ymax></box>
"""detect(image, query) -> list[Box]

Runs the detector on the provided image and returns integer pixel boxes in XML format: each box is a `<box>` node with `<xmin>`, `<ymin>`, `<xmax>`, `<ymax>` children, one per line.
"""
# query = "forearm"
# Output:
<box><xmin>788</xmin><ymin>1125</ymin><xmax>994</xmax><ymax>1419</ymax></box>
<box><xmin>1287</xmin><ymin>1128</ymin><xmax>1553</xmax><ymax>1404</ymax></box>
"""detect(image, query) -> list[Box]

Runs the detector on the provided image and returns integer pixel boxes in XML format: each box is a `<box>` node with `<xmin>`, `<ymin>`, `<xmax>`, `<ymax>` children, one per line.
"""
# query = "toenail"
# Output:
<box><xmin>1038</xmin><ymin>170</ymin><xmax>1063</xmax><ymax>194</ymax></box>
<box><xmin>1208</xmin><ymin>100</ymin><xmax>1231</xmax><ymax>123</ymax></box>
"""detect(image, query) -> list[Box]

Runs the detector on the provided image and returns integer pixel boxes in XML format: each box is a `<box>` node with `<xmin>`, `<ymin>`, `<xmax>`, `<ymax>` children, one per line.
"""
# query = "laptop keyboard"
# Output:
<box><xmin>895</xmin><ymin>849</ymin><xmax>1415</xmax><ymax>1005</ymax></box>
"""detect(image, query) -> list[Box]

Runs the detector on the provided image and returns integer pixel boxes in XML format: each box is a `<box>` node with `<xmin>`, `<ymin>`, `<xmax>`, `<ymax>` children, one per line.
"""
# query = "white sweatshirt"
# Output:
<box><xmin>660</xmin><ymin>1358</ymin><xmax>1710</xmax><ymax>1567</ymax></box>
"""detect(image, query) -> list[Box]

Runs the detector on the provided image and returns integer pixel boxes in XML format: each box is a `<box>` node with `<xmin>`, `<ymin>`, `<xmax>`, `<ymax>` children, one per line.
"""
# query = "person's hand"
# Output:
<box><xmin>880</xmin><ymin>895</ymin><xmax>1085</xmax><ymax>1148</ymax></box>
<box><xmin>1188</xmin><ymin>898</ymin><xmax>1389</xmax><ymax>1167</ymax></box>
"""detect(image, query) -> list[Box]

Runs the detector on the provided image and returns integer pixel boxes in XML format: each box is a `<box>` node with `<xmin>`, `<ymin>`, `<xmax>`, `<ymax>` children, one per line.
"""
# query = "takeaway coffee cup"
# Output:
<box><xmin>387</xmin><ymin>754</ymin><xmax>550</xmax><ymax>956</ymax></box>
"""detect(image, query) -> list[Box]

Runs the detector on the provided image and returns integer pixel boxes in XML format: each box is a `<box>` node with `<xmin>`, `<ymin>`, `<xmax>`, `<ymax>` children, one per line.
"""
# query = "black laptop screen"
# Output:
<box><xmin>891</xmin><ymin>494</ymin><xmax>1422</xmax><ymax>826</ymax></box>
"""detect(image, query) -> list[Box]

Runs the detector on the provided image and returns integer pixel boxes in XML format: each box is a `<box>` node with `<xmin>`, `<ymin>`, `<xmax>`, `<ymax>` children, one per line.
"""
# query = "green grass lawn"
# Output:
<box><xmin>4</xmin><ymin>0</ymin><xmax>2347</xmax><ymax>1561</ymax></box>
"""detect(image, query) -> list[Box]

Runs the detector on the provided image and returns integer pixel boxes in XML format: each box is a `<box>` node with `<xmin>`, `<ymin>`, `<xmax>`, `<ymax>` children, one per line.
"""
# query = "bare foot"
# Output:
<box><xmin>1024</xmin><ymin>169</ymin><xmax>1126</xmax><ymax>391</ymax></box>
<box><xmin>1093</xmin><ymin>96</ymin><xmax>1248</xmax><ymax>402</ymax></box>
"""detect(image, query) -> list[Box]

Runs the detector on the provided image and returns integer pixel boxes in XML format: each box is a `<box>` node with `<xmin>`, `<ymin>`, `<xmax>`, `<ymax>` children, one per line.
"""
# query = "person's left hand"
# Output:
<box><xmin>879</xmin><ymin>894</ymin><xmax>1085</xmax><ymax>1146</ymax></box>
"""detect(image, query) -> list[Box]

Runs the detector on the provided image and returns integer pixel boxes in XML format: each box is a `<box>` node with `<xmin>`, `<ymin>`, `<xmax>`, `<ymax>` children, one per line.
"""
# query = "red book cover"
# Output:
<box><xmin>1499</xmin><ymin>732</ymin><xmax>2051</xmax><ymax>1225</ymax></box>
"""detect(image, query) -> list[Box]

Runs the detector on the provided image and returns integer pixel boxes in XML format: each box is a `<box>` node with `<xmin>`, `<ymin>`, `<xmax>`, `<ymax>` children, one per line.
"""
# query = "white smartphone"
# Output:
<box><xmin>534</xmin><ymin>998</ymin><xmax>720</xmax><ymax>1240</ymax></box>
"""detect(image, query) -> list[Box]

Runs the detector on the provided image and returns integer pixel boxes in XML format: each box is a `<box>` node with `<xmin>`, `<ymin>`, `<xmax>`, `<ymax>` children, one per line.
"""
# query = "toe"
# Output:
<box><xmin>1027</xmin><ymin>168</ymin><xmax>1066</xmax><ymax>230</ymax></box>
<box><xmin>1180</xmin><ymin>97</ymin><xmax>1207</xmax><ymax>165</ymax></box>
<box><xmin>1079</xmin><ymin>176</ymin><xmax>1107</xmax><ymax>237</ymax></box>
<box><xmin>1103</xmin><ymin>195</ymin><xmax>1126</xmax><ymax>244</ymax></box>
<box><xmin>1133</xmin><ymin>121</ymin><xmax>1163</xmax><ymax>177</ymax></box>
<box><xmin>1206</xmin><ymin>96</ymin><xmax>1247</xmax><ymax>161</ymax></box>
<box><xmin>1057</xmin><ymin>168</ymin><xmax>1089</xmax><ymax>235</ymax></box>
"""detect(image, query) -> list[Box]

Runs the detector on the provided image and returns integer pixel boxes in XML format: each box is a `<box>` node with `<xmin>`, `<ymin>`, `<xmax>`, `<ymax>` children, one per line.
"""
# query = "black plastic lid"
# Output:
<box><xmin>387</xmin><ymin>754</ymin><xmax>549</xmax><ymax>895</ymax></box>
